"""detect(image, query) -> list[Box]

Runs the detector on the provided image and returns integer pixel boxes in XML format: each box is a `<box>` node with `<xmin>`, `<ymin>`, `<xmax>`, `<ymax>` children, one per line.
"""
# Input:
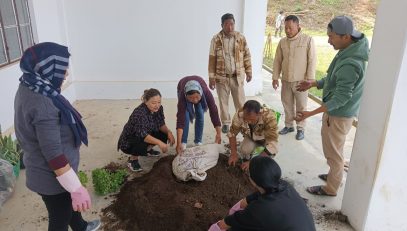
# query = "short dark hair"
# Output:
<box><xmin>186</xmin><ymin>90</ymin><xmax>200</xmax><ymax>95</ymax></box>
<box><xmin>285</xmin><ymin>15</ymin><xmax>299</xmax><ymax>24</ymax></box>
<box><xmin>279</xmin><ymin>10</ymin><xmax>284</xmax><ymax>14</ymax></box>
<box><xmin>221</xmin><ymin>13</ymin><xmax>235</xmax><ymax>24</ymax></box>
<box><xmin>243</xmin><ymin>100</ymin><xmax>261</xmax><ymax>114</ymax></box>
<box><xmin>142</xmin><ymin>88</ymin><xmax>161</xmax><ymax>102</ymax></box>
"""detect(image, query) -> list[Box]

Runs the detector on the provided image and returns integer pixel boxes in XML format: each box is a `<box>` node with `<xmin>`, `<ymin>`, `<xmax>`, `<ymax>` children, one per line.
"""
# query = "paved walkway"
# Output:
<box><xmin>0</xmin><ymin>69</ymin><xmax>356</xmax><ymax>230</ymax></box>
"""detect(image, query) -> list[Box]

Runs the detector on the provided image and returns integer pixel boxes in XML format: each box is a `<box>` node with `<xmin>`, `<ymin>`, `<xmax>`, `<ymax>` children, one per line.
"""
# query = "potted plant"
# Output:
<box><xmin>0</xmin><ymin>126</ymin><xmax>22</xmax><ymax>178</ymax></box>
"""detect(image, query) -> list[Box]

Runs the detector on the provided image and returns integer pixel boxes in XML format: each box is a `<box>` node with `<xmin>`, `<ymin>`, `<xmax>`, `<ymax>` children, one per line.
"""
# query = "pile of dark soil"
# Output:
<box><xmin>102</xmin><ymin>155</ymin><xmax>255</xmax><ymax>231</ymax></box>
<box><xmin>103</xmin><ymin>162</ymin><xmax>125</xmax><ymax>172</ymax></box>
<box><xmin>323</xmin><ymin>211</ymin><xmax>348</xmax><ymax>223</ymax></box>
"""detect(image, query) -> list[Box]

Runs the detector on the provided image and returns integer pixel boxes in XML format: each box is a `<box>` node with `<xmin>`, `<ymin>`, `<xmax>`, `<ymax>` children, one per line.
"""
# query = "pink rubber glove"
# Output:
<box><xmin>56</xmin><ymin>168</ymin><xmax>91</xmax><ymax>211</ymax></box>
<box><xmin>228</xmin><ymin>200</ymin><xmax>243</xmax><ymax>215</ymax></box>
<box><xmin>208</xmin><ymin>222</ymin><xmax>225</xmax><ymax>231</ymax></box>
<box><xmin>71</xmin><ymin>186</ymin><xmax>91</xmax><ymax>211</ymax></box>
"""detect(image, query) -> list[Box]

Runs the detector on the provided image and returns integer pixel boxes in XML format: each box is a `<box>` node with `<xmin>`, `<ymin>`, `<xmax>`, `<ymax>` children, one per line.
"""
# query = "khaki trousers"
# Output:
<box><xmin>281</xmin><ymin>80</ymin><xmax>308</xmax><ymax>130</ymax></box>
<box><xmin>321</xmin><ymin>113</ymin><xmax>353</xmax><ymax>195</ymax></box>
<box><xmin>239</xmin><ymin>137</ymin><xmax>260</xmax><ymax>159</ymax></box>
<box><xmin>216</xmin><ymin>77</ymin><xmax>245</xmax><ymax>125</ymax></box>
<box><xmin>239</xmin><ymin>137</ymin><xmax>277</xmax><ymax>160</ymax></box>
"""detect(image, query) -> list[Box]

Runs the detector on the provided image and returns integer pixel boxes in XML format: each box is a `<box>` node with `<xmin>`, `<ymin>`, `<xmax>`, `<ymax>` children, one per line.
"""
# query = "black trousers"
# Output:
<box><xmin>121</xmin><ymin>131</ymin><xmax>168</xmax><ymax>156</ymax></box>
<box><xmin>40</xmin><ymin>192</ymin><xmax>87</xmax><ymax>231</ymax></box>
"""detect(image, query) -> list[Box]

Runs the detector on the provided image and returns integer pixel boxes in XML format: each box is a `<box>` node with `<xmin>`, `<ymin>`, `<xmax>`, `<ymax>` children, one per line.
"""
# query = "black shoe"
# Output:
<box><xmin>222</xmin><ymin>124</ymin><xmax>229</xmax><ymax>134</ymax></box>
<box><xmin>278</xmin><ymin>127</ymin><xmax>295</xmax><ymax>135</ymax></box>
<box><xmin>296</xmin><ymin>130</ymin><xmax>305</xmax><ymax>140</ymax></box>
<box><xmin>127</xmin><ymin>159</ymin><xmax>143</xmax><ymax>172</ymax></box>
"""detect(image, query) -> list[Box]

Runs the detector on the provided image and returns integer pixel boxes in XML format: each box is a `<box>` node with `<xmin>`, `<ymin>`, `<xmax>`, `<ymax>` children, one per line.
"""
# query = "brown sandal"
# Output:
<box><xmin>306</xmin><ymin>185</ymin><xmax>336</xmax><ymax>196</ymax></box>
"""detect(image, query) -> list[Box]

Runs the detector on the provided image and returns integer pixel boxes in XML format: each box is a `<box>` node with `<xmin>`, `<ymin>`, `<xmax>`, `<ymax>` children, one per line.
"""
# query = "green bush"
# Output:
<box><xmin>263</xmin><ymin>56</ymin><xmax>274</xmax><ymax>69</ymax></box>
<box><xmin>78</xmin><ymin>171</ymin><xmax>88</xmax><ymax>187</ymax></box>
<box><xmin>294</xmin><ymin>4</ymin><xmax>303</xmax><ymax>12</ymax></box>
<box><xmin>92</xmin><ymin>168</ymin><xmax>127</xmax><ymax>196</ymax></box>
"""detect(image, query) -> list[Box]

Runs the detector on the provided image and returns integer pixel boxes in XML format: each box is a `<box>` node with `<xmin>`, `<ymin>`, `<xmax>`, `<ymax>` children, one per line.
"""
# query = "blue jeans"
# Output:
<box><xmin>182</xmin><ymin>103</ymin><xmax>204</xmax><ymax>144</ymax></box>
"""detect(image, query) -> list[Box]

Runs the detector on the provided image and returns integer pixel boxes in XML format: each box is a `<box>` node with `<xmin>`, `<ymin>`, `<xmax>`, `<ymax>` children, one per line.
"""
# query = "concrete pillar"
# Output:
<box><xmin>342</xmin><ymin>1</ymin><xmax>407</xmax><ymax>230</ymax></box>
<box><xmin>242</xmin><ymin>0</ymin><xmax>268</xmax><ymax>96</ymax></box>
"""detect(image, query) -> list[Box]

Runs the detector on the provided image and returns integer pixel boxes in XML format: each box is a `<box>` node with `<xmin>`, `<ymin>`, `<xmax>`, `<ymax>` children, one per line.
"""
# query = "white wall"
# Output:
<box><xmin>60</xmin><ymin>0</ymin><xmax>266</xmax><ymax>99</ymax></box>
<box><xmin>30</xmin><ymin>0</ymin><xmax>76</xmax><ymax>102</ymax></box>
<box><xmin>30</xmin><ymin>0</ymin><xmax>67</xmax><ymax>45</ymax></box>
<box><xmin>0</xmin><ymin>65</ymin><xmax>21</xmax><ymax>132</ymax></box>
<box><xmin>1</xmin><ymin>0</ymin><xmax>268</xmax><ymax>131</ymax></box>
<box><xmin>242</xmin><ymin>0</ymin><xmax>268</xmax><ymax>96</ymax></box>
<box><xmin>1</xmin><ymin>0</ymin><xmax>268</xmax><ymax>130</ymax></box>
<box><xmin>341</xmin><ymin>1</ymin><xmax>407</xmax><ymax>230</ymax></box>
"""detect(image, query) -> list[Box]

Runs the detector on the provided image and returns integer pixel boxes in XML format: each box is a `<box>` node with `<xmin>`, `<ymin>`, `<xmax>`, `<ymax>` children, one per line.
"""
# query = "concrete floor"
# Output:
<box><xmin>0</xmin><ymin>69</ymin><xmax>355</xmax><ymax>230</ymax></box>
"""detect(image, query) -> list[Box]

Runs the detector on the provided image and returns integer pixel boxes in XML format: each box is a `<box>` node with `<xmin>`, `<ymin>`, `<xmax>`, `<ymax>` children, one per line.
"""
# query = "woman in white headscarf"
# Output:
<box><xmin>176</xmin><ymin>76</ymin><xmax>222</xmax><ymax>154</ymax></box>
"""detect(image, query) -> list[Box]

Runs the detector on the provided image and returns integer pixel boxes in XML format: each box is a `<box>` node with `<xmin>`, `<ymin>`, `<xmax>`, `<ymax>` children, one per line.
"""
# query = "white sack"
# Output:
<box><xmin>172</xmin><ymin>143</ymin><xmax>224</xmax><ymax>181</ymax></box>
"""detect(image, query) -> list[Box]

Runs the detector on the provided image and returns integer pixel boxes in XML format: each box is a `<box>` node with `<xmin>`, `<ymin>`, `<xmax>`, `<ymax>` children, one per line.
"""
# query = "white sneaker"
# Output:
<box><xmin>181</xmin><ymin>143</ymin><xmax>187</xmax><ymax>150</ymax></box>
<box><xmin>194</xmin><ymin>142</ymin><xmax>203</xmax><ymax>146</ymax></box>
<box><xmin>86</xmin><ymin>220</ymin><xmax>101</xmax><ymax>231</ymax></box>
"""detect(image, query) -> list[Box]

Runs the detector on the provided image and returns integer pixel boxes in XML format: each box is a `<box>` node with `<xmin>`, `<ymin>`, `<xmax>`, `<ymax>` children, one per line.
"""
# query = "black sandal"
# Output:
<box><xmin>318</xmin><ymin>174</ymin><xmax>328</xmax><ymax>182</ymax></box>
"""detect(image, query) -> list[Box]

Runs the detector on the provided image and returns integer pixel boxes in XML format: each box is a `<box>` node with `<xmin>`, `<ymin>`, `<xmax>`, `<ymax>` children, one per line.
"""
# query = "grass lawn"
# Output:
<box><xmin>263</xmin><ymin>33</ymin><xmax>337</xmax><ymax>98</ymax></box>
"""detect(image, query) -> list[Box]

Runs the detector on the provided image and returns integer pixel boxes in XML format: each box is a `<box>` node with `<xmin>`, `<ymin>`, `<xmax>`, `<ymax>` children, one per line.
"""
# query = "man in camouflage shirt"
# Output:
<box><xmin>208</xmin><ymin>13</ymin><xmax>252</xmax><ymax>134</ymax></box>
<box><xmin>227</xmin><ymin>100</ymin><xmax>278</xmax><ymax>171</ymax></box>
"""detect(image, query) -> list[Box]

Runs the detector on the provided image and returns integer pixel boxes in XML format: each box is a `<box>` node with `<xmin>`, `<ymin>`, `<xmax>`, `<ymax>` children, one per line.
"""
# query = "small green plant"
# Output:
<box><xmin>92</xmin><ymin>168</ymin><xmax>127</xmax><ymax>196</ymax></box>
<box><xmin>78</xmin><ymin>171</ymin><xmax>88</xmax><ymax>187</ymax></box>
<box><xmin>0</xmin><ymin>131</ymin><xmax>21</xmax><ymax>166</ymax></box>
<box><xmin>110</xmin><ymin>169</ymin><xmax>128</xmax><ymax>192</ymax></box>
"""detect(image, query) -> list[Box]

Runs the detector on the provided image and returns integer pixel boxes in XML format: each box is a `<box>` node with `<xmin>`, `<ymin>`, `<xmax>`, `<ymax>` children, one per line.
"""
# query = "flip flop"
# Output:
<box><xmin>318</xmin><ymin>174</ymin><xmax>328</xmax><ymax>182</ymax></box>
<box><xmin>306</xmin><ymin>185</ymin><xmax>336</xmax><ymax>196</ymax></box>
<box><xmin>344</xmin><ymin>160</ymin><xmax>350</xmax><ymax>172</ymax></box>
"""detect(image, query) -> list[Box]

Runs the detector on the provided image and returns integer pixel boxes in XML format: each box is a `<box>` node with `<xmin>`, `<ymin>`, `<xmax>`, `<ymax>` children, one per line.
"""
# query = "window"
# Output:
<box><xmin>0</xmin><ymin>0</ymin><xmax>34</xmax><ymax>67</ymax></box>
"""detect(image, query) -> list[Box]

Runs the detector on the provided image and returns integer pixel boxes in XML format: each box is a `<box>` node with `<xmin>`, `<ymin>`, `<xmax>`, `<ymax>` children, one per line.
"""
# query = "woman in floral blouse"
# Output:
<box><xmin>118</xmin><ymin>88</ymin><xmax>175</xmax><ymax>171</ymax></box>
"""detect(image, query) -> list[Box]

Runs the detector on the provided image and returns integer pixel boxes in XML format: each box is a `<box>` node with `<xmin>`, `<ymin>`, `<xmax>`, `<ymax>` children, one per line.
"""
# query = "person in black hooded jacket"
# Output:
<box><xmin>209</xmin><ymin>156</ymin><xmax>316</xmax><ymax>231</ymax></box>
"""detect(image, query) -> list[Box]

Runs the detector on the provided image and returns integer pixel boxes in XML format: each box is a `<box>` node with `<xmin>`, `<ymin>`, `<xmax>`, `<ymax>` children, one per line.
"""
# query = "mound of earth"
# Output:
<box><xmin>101</xmin><ymin>155</ymin><xmax>255</xmax><ymax>231</ymax></box>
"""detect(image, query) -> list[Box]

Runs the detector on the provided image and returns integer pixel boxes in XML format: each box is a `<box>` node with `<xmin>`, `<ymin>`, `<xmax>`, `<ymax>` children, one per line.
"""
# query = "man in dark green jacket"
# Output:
<box><xmin>296</xmin><ymin>15</ymin><xmax>369</xmax><ymax>196</ymax></box>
